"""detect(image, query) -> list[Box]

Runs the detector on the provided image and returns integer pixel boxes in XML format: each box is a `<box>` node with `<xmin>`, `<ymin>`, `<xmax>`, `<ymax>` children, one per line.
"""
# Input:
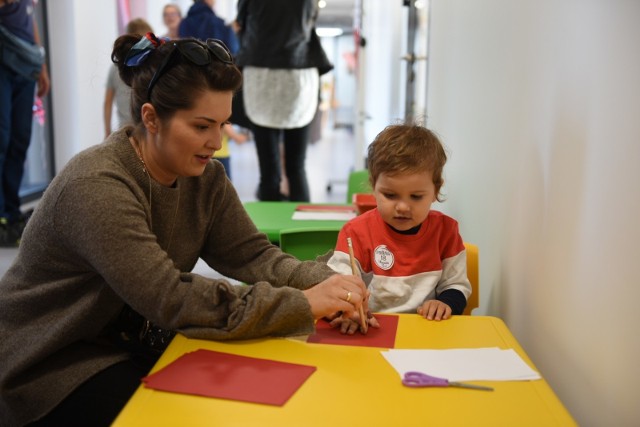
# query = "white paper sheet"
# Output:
<box><xmin>381</xmin><ymin>347</ymin><xmax>541</xmax><ymax>382</ymax></box>
<box><xmin>291</xmin><ymin>211</ymin><xmax>356</xmax><ymax>221</ymax></box>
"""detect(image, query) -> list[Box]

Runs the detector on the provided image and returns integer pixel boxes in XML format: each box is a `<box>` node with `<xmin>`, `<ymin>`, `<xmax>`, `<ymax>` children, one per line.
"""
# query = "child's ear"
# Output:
<box><xmin>141</xmin><ymin>103</ymin><xmax>159</xmax><ymax>134</ymax></box>
<box><xmin>434</xmin><ymin>184</ymin><xmax>442</xmax><ymax>202</ymax></box>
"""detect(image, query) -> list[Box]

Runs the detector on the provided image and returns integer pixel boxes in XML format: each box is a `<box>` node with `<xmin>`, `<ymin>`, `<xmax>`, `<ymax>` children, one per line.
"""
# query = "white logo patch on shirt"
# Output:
<box><xmin>374</xmin><ymin>245</ymin><xmax>394</xmax><ymax>270</ymax></box>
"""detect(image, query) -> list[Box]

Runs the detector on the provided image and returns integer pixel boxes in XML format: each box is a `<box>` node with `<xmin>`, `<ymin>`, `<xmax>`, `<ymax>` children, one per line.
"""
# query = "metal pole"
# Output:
<box><xmin>353</xmin><ymin>0</ymin><xmax>367</xmax><ymax>169</ymax></box>
<box><xmin>403</xmin><ymin>0</ymin><xmax>418</xmax><ymax>122</ymax></box>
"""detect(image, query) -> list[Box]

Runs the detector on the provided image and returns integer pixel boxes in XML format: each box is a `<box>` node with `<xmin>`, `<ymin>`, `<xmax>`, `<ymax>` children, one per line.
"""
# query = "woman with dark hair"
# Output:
<box><xmin>0</xmin><ymin>33</ymin><xmax>367</xmax><ymax>426</ymax></box>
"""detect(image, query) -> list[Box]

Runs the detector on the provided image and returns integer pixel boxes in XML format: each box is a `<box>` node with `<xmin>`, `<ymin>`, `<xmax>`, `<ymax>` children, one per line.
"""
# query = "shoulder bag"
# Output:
<box><xmin>0</xmin><ymin>24</ymin><xmax>44</xmax><ymax>80</ymax></box>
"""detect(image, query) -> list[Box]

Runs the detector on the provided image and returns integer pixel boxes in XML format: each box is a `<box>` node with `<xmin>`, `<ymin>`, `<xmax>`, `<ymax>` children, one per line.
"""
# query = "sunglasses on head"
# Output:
<box><xmin>147</xmin><ymin>38</ymin><xmax>234</xmax><ymax>102</ymax></box>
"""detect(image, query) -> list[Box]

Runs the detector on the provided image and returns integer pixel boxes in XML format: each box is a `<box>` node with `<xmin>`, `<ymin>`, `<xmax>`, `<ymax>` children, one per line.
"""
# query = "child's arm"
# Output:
<box><xmin>420</xmin><ymin>240</ymin><xmax>470</xmax><ymax>321</ymax></box>
<box><xmin>417</xmin><ymin>287</ymin><xmax>468</xmax><ymax>321</ymax></box>
<box><xmin>223</xmin><ymin>124</ymin><xmax>248</xmax><ymax>144</ymax></box>
<box><xmin>437</xmin><ymin>289</ymin><xmax>467</xmax><ymax>314</ymax></box>
<box><xmin>418</xmin><ymin>299</ymin><xmax>454</xmax><ymax>321</ymax></box>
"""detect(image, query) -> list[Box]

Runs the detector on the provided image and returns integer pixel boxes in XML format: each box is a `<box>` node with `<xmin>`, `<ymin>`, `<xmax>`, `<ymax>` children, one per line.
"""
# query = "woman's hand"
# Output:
<box><xmin>302</xmin><ymin>274</ymin><xmax>368</xmax><ymax>320</ymax></box>
<box><xmin>417</xmin><ymin>300</ymin><xmax>452</xmax><ymax>321</ymax></box>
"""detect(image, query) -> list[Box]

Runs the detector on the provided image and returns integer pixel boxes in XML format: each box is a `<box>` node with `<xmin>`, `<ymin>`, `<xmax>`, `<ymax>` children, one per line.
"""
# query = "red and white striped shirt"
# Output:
<box><xmin>328</xmin><ymin>209</ymin><xmax>472</xmax><ymax>313</ymax></box>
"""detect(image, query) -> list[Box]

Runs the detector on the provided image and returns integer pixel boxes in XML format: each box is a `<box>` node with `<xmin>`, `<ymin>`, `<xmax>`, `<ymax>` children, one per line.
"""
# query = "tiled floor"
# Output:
<box><xmin>0</xmin><ymin>123</ymin><xmax>356</xmax><ymax>279</ymax></box>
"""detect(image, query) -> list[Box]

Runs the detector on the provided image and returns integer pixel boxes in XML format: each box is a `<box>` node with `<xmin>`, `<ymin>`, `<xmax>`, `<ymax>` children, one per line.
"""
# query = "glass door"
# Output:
<box><xmin>20</xmin><ymin>0</ymin><xmax>54</xmax><ymax>204</ymax></box>
<box><xmin>403</xmin><ymin>0</ymin><xmax>430</xmax><ymax>122</ymax></box>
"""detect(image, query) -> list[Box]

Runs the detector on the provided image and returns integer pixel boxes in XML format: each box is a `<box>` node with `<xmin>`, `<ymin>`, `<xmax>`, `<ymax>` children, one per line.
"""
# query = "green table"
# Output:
<box><xmin>243</xmin><ymin>201</ymin><xmax>351</xmax><ymax>244</ymax></box>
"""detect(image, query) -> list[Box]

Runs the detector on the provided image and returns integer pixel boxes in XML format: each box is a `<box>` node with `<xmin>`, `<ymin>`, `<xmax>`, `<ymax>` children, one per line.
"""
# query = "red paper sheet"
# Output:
<box><xmin>307</xmin><ymin>314</ymin><xmax>399</xmax><ymax>348</ymax></box>
<box><xmin>142</xmin><ymin>349</ymin><xmax>316</xmax><ymax>406</ymax></box>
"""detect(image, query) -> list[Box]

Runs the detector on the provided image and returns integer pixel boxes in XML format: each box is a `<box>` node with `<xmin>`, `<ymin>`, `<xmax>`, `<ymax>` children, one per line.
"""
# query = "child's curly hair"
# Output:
<box><xmin>367</xmin><ymin>123</ymin><xmax>448</xmax><ymax>202</ymax></box>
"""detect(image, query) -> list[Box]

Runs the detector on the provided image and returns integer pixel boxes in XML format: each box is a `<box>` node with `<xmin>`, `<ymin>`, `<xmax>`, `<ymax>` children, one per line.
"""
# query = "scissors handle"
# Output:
<box><xmin>449</xmin><ymin>381</ymin><xmax>494</xmax><ymax>391</ymax></box>
<box><xmin>402</xmin><ymin>372</ymin><xmax>494</xmax><ymax>391</ymax></box>
<box><xmin>402</xmin><ymin>371</ymin><xmax>448</xmax><ymax>387</ymax></box>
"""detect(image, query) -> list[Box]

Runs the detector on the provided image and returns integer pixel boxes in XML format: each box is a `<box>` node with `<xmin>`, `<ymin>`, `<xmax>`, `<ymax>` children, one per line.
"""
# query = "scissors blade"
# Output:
<box><xmin>448</xmin><ymin>381</ymin><xmax>494</xmax><ymax>391</ymax></box>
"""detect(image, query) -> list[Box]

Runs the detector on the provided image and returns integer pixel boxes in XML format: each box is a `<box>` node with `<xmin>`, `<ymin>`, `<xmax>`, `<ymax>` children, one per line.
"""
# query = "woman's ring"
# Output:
<box><xmin>345</xmin><ymin>291</ymin><xmax>352</xmax><ymax>303</ymax></box>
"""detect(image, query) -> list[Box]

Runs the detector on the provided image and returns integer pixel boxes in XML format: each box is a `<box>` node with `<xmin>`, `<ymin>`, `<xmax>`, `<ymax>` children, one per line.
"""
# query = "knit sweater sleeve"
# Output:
<box><xmin>195</xmin><ymin>170</ymin><xmax>337</xmax><ymax>292</ymax></box>
<box><xmin>52</xmin><ymin>171</ymin><xmax>331</xmax><ymax>341</ymax></box>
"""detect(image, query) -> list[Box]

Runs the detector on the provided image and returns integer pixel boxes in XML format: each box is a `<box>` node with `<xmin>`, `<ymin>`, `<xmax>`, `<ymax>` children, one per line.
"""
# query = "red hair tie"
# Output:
<box><xmin>145</xmin><ymin>32</ymin><xmax>166</xmax><ymax>48</ymax></box>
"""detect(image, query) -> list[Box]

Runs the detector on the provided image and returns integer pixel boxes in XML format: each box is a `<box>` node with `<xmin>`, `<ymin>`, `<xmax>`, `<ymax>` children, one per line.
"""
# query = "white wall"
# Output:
<box><xmin>427</xmin><ymin>0</ymin><xmax>640</xmax><ymax>425</ymax></box>
<box><xmin>357</xmin><ymin>0</ymin><xmax>430</xmax><ymax>162</ymax></box>
<box><xmin>47</xmin><ymin>0</ymin><xmax>118</xmax><ymax>168</ymax></box>
<box><xmin>358</xmin><ymin>0</ymin><xmax>405</xmax><ymax>163</ymax></box>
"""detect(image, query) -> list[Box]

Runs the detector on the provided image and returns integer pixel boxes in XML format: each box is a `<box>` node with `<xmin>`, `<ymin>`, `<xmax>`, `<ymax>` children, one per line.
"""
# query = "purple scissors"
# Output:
<box><xmin>402</xmin><ymin>371</ymin><xmax>494</xmax><ymax>391</ymax></box>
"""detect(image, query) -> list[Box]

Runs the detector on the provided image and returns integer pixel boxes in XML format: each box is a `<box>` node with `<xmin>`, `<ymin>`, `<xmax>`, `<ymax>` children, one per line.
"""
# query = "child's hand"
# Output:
<box><xmin>328</xmin><ymin>311</ymin><xmax>380</xmax><ymax>334</ymax></box>
<box><xmin>417</xmin><ymin>300</ymin><xmax>452</xmax><ymax>321</ymax></box>
<box><xmin>329</xmin><ymin>315</ymin><xmax>360</xmax><ymax>334</ymax></box>
<box><xmin>223</xmin><ymin>124</ymin><xmax>249</xmax><ymax>144</ymax></box>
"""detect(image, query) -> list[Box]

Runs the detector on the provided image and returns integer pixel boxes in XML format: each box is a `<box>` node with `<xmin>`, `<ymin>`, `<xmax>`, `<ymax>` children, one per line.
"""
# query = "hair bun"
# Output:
<box><xmin>111</xmin><ymin>34</ymin><xmax>143</xmax><ymax>87</ymax></box>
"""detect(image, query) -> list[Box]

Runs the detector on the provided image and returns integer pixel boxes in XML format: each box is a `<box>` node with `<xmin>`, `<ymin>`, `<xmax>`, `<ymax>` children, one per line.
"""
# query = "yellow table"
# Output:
<box><xmin>113</xmin><ymin>315</ymin><xmax>575</xmax><ymax>426</ymax></box>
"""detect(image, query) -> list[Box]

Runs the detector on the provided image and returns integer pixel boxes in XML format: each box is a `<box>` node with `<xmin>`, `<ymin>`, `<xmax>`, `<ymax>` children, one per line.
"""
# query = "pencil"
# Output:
<box><xmin>347</xmin><ymin>237</ymin><xmax>368</xmax><ymax>333</ymax></box>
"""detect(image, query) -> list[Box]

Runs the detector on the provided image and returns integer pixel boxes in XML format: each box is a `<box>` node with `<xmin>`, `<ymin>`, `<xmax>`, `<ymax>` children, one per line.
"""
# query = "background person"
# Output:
<box><xmin>161</xmin><ymin>3</ymin><xmax>182</xmax><ymax>39</ymax></box>
<box><xmin>0</xmin><ymin>0</ymin><xmax>50</xmax><ymax>247</ymax></box>
<box><xmin>214</xmin><ymin>123</ymin><xmax>248</xmax><ymax>179</ymax></box>
<box><xmin>103</xmin><ymin>18</ymin><xmax>153</xmax><ymax>138</ymax></box>
<box><xmin>0</xmin><ymin>33</ymin><xmax>367</xmax><ymax>426</ymax></box>
<box><xmin>235</xmin><ymin>0</ymin><xmax>333</xmax><ymax>202</ymax></box>
<box><xmin>179</xmin><ymin>0</ymin><xmax>238</xmax><ymax>54</ymax></box>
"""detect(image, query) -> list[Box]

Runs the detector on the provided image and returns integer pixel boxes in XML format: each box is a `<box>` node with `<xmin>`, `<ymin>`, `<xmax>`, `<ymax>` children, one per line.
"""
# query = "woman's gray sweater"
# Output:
<box><xmin>0</xmin><ymin>128</ymin><xmax>334</xmax><ymax>425</ymax></box>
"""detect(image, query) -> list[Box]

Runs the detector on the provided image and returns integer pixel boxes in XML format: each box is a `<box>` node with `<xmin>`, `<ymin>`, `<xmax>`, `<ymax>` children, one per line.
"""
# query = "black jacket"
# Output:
<box><xmin>235</xmin><ymin>0</ymin><xmax>333</xmax><ymax>75</ymax></box>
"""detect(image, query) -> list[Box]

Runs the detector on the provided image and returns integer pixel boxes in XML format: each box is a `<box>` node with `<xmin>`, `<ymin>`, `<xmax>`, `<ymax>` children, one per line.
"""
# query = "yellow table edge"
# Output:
<box><xmin>113</xmin><ymin>315</ymin><xmax>576</xmax><ymax>426</ymax></box>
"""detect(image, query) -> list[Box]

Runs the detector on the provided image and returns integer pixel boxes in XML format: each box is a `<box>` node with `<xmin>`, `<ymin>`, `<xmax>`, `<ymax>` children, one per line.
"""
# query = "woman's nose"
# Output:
<box><xmin>209</xmin><ymin>131</ymin><xmax>223</xmax><ymax>151</ymax></box>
